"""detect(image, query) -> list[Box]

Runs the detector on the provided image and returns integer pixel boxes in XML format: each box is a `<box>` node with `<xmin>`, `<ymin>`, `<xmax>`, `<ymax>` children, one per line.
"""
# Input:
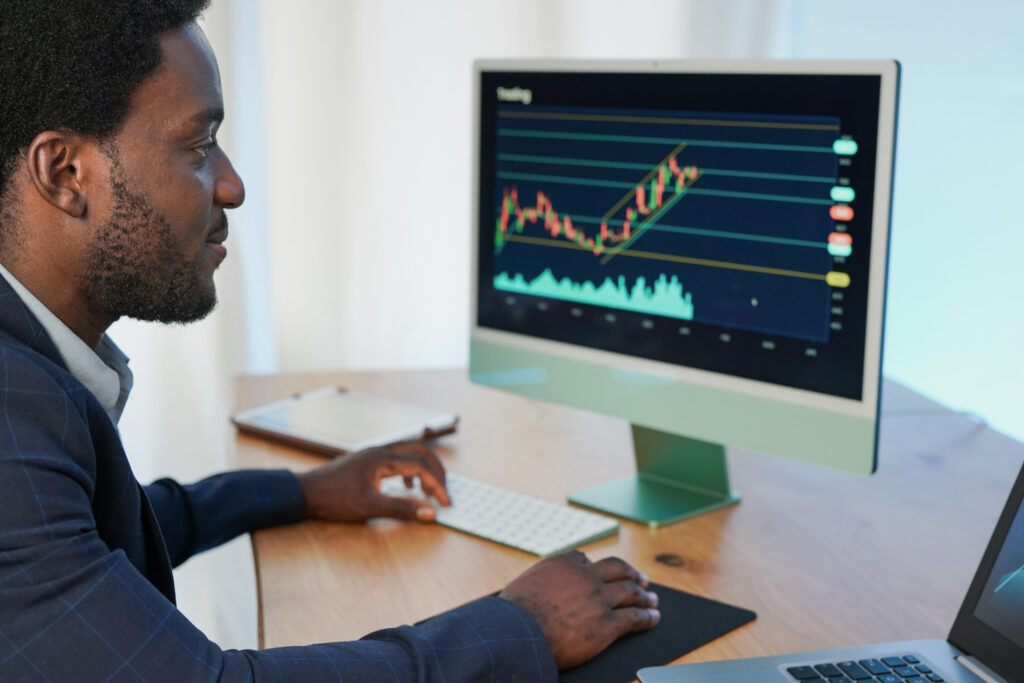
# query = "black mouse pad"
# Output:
<box><xmin>418</xmin><ymin>582</ymin><xmax>755</xmax><ymax>682</ymax></box>
<box><xmin>558</xmin><ymin>582</ymin><xmax>756</xmax><ymax>682</ymax></box>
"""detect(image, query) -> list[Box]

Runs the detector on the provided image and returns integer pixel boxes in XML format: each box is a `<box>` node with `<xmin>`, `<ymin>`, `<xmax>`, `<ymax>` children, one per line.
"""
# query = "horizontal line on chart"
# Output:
<box><xmin>498</xmin><ymin>128</ymin><xmax>834</xmax><ymax>153</ymax></box>
<box><xmin>498</xmin><ymin>153</ymin><xmax>835</xmax><ymax>184</ymax></box>
<box><xmin>499</xmin><ymin>110</ymin><xmax>839</xmax><ymax>131</ymax></box>
<box><xmin>496</xmin><ymin>209</ymin><xmax>826</xmax><ymax>248</ymax></box>
<box><xmin>497</xmin><ymin>171</ymin><xmax>832</xmax><ymax>205</ymax></box>
<box><xmin>502</xmin><ymin>234</ymin><xmax>828</xmax><ymax>281</ymax></box>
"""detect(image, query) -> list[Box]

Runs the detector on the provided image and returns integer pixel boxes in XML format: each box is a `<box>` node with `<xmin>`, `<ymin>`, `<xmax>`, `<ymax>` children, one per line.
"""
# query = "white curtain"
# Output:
<box><xmin>111</xmin><ymin>0</ymin><xmax>786</xmax><ymax>648</ymax></box>
<box><xmin>257</xmin><ymin>0</ymin><xmax>784</xmax><ymax>374</ymax></box>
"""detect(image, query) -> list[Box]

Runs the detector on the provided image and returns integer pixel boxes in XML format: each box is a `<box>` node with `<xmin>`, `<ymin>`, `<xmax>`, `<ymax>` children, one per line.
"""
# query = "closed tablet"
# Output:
<box><xmin>231</xmin><ymin>387</ymin><xmax>458</xmax><ymax>455</ymax></box>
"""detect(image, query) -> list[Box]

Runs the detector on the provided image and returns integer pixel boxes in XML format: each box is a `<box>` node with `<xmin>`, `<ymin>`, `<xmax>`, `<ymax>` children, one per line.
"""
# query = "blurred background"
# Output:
<box><xmin>110</xmin><ymin>0</ymin><xmax>1024</xmax><ymax>648</ymax></box>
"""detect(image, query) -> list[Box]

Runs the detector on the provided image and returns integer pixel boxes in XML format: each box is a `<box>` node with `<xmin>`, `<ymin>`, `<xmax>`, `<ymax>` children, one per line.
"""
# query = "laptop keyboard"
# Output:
<box><xmin>785</xmin><ymin>654</ymin><xmax>947</xmax><ymax>682</ymax></box>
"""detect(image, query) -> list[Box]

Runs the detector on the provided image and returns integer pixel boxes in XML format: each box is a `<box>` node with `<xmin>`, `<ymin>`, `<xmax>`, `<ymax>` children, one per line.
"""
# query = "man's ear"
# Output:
<box><xmin>24</xmin><ymin>131</ymin><xmax>94</xmax><ymax>218</ymax></box>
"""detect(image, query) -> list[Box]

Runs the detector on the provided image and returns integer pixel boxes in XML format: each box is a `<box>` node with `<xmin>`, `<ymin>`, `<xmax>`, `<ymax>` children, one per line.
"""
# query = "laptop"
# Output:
<box><xmin>638</xmin><ymin>461</ymin><xmax>1024</xmax><ymax>683</ymax></box>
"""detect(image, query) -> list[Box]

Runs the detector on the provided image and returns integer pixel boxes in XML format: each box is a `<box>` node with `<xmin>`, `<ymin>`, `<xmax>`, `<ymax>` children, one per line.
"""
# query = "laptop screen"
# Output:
<box><xmin>949</xmin><ymin>461</ymin><xmax>1024</xmax><ymax>680</ymax></box>
<box><xmin>973</xmin><ymin>487</ymin><xmax>1024</xmax><ymax>647</ymax></box>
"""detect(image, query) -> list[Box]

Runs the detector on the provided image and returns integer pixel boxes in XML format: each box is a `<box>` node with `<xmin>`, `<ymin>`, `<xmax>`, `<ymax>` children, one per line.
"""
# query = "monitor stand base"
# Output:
<box><xmin>569</xmin><ymin>425</ymin><xmax>740</xmax><ymax>529</ymax></box>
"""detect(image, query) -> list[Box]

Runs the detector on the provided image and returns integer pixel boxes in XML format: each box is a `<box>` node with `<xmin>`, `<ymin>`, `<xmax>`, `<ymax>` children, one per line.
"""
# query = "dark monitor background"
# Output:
<box><xmin>470</xmin><ymin>60</ymin><xmax>899</xmax><ymax>526</ymax></box>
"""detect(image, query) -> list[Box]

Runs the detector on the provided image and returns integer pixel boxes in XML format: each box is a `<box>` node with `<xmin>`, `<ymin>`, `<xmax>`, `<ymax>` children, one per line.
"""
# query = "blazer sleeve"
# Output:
<box><xmin>144</xmin><ymin>469</ymin><xmax>307</xmax><ymax>567</ymax></box>
<box><xmin>0</xmin><ymin>349</ymin><xmax>558</xmax><ymax>682</ymax></box>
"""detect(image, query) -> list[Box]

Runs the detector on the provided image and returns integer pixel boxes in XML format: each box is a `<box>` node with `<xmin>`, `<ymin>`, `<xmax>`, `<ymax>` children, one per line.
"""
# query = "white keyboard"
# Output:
<box><xmin>379</xmin><ymin>473</ymin><xmax>619</xmax><ymax>556</ymax></box>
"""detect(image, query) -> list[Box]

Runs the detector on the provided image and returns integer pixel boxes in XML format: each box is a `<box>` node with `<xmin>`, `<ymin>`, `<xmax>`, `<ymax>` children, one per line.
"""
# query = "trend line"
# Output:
<box><xmin>599</xmin><ymin>185</ymin><xmax>690</xmax><ymax>266</ymax></box>
<box><xmin>602</xmin><ymin>142</ymin><xmax>689</xmax><ymax>220</ymax></box>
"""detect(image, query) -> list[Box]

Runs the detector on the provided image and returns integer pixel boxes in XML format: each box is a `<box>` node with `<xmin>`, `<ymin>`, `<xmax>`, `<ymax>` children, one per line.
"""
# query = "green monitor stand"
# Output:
<box><xmin>568</xmin><ymin>425</ymin><xmax>740</xmax><ymax>528</ymax></box>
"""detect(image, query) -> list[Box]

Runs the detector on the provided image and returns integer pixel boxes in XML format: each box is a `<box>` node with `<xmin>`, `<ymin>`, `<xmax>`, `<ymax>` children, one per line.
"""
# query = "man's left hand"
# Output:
<box><xmin>296</xmin><ymin>441</ymin><xmax>450</xmax><ymax>523</ymax></box>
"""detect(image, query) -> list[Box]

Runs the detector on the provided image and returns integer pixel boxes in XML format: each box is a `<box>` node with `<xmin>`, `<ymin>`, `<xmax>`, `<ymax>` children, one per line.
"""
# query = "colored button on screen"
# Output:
<box><xmin>830</xmin><ymin>205</ymin><xmax>854</xmax><ymax>221</ymax></box>
<box><xmin>826</xmin><ymin>271</ymin><xmax>851</xmax><ymax>288</ymax></box>
<box><xmin>830</xmin><ymin>186</ymin><xmax>856</xmax><ymax>202</ymax></box>
<box><xmin>833</xmin><ymin>139</ymin><xmax>859</xmax><ymax>155</ymax></box>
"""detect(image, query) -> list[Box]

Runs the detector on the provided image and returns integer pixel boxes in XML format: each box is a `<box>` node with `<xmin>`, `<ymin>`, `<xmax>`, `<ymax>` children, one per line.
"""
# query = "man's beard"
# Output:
<box><xmin>82</xmin><ymin>163</ymin><xmax>220</xmax><ymax>325</ymax></box>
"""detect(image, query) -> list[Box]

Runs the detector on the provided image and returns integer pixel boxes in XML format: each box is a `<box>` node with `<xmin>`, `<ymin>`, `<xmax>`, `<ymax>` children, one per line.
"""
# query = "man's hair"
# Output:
<box><xmin>0</xmin><ymin>0</ymin><xmax>212</xmax><ymax>205</ymax></box>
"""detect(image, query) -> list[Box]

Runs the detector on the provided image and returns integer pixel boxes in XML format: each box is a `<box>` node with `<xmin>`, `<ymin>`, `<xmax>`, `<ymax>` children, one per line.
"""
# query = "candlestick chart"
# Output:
<box><xmin>490</xmin><ymin>105</ymin><xmax>848</xmax><ymax>342</ymax></box>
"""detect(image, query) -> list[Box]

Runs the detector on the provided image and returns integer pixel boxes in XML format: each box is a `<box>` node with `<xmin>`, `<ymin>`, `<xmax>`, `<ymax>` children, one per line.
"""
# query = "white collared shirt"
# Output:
<box><xmin>0</xmin><ymin>264</ymin><xmax>133</xmax><ymax>425</ymax></box>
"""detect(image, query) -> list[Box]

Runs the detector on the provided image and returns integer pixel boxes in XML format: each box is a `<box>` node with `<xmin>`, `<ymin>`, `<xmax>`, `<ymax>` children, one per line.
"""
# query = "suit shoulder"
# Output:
<box><xmin>0</xmin><ymin>329</ymin><xmax>96</xmax><ymax>417</ymax></box>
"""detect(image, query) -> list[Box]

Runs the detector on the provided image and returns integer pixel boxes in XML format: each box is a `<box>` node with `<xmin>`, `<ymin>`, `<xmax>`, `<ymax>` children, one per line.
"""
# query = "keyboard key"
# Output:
<box><xmin>915</xmin><ymin>665</ymin><xmax>932</xmax><ymax>674</ymax></box>
<box><xmin>837</xmin><ymin>661</ymin><xmax>873</xmax><ymax>680</ymax></box>
<box><xmin>860</xmin><ymin>659</ymin><xmax>889</xmax><ymax>675</ymax></box>
<box><xmin>827</xmin><ymin>677</ymin><xmax>853</xmax><ymax>683</ymax></box>
<box><xmin>815</xmin><ymin>664</ymin><xmax>844</xmax><ymax>677</ymax></box>
<box><xmin>904</xmin><ymin>655</ymin><xmax>920</xmax><ymax>664</ymax></box>
<box><xmin>904</xmin><ymin>678</ymin><xmax>926</xmax><ymax>683</ymax></box>
<box><xmin>882</xmin><ymin>657</ymin><xmax>906</xmax><ymax>667</ymax></box>
<box><xmin>878</xmin><ymin>675</ymin><xmax>901</xmax><ymax>683</ymax></box>
<box><xmin>786</xmin><ymin>666</ymin><xmax>820</xmax><ymax>679</ymax></box>
<box><xmin>893</xmin><ymin>666</ymin><xmax>918</xmax><ymax>677</ymax></box>
<box><xmin>926</xmin><ymin>675</ymin><xmax>944</xmax><ymax>682</ymax></box>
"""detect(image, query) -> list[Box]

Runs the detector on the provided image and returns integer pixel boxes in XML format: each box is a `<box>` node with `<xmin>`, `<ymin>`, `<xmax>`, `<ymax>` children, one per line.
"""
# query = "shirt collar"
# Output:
<box><xmin>0</xmin><ymin>263</ymin><xmax>133</xmax><ymax>425</ymax></box>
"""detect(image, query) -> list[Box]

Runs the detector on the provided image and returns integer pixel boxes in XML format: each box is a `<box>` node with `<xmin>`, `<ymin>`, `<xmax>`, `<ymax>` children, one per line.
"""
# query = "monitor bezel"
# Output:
<box><xmin>948</xmin><ymin>461</ymin><xmax>1024</xmax><ymax>679</ymax></box>
<box><xmin>470</xmin><ymin>58</ymin><xmax>898</xmax><ymax>420</ymax></box>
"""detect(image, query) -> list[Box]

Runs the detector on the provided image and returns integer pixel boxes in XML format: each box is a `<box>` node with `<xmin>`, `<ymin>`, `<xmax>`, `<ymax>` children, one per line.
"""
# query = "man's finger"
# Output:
<box><xmin>602</xmin><ymin>580</ymin><xmax>658</xmax><ymax>609</ymax></box>
<box><xmin>610</xmin><ymin>605</ymin><xmax>661</xmax><ymax>636</ymax></box>
<box><xmin>388</xmin><ymin>442</ymin><xmax>447</xmax><ymax>483</ymax></box>
<box><xmin>372</xmin><ymin>492</ymin><xmax>437</xmax><ymax>522</ymax></box>
<box><xmin>379</xmin><ymin>455</ymin><xmax>451</xmax><ymax>507</ymax></box>
<box><xmin>592</xmin><ymin>556</ymin><xmax>645</xmax><ymax>585</ymax></box>
<box><xmin>418</xmin><ymin>472</ymin><xmax>451</xmax><ymax>507</ymax></box>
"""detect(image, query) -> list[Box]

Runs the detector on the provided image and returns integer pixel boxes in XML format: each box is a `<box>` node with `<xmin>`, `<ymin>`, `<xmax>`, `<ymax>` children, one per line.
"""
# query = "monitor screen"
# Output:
<box><xmin>470</xmin><ymin>60</ymin><xmax>899</xmax><ymax>525</ymax></box>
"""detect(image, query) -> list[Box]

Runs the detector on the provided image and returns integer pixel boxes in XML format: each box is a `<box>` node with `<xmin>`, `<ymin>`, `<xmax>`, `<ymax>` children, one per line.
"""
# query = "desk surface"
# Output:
<box><xmin>233</xmin><ymin>370</ymin><xmax>1024</xmax><ymax>665</ymax></box>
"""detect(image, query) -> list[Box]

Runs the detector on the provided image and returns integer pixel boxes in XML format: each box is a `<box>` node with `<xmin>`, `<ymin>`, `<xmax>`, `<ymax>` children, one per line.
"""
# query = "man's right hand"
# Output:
<box><xmin>498</xmin><ymin>550</ymin><xmax>660</xmax><ymax>670</ymax></box>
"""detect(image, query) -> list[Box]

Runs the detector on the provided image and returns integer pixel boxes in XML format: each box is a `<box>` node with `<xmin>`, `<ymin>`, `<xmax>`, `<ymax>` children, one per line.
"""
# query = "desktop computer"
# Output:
<box><xmin>469</xmin><ymin>59</ymin><xmax>900</xmax><ymax>527</ymax></box>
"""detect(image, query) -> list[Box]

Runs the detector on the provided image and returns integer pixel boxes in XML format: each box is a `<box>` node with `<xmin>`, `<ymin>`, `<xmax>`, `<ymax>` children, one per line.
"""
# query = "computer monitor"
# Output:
<box><xmin>469</xmin><ymin>59</ymin><xmax>900</xmax><ymax>527</ymax></box>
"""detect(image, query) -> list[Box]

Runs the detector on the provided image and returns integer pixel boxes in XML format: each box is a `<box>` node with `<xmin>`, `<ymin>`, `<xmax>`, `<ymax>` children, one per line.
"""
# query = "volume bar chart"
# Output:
<box><xmin>496</xmin><ymin>269</ymin><xmax>695</xmax><ymax>320</ymax></box>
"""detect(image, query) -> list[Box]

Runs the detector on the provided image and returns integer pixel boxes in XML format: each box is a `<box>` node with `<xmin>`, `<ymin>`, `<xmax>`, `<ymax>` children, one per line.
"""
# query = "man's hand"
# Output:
<box><xmin>296</xmin><ymin>441</ymin><xmax>451</xmax><ymax>523</ymax></box>
<box><xmin>499</xmin><ymin>551</ymin><xmax>660</xmax><ymax>670</ymax></box>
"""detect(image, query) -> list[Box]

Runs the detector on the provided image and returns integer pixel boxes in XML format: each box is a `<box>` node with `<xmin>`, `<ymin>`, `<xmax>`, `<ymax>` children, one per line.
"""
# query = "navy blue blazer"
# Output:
<box><xmin>0</xmin><ymin>274</ymin><xmax>557</xmax><ymax>682</ymax></box>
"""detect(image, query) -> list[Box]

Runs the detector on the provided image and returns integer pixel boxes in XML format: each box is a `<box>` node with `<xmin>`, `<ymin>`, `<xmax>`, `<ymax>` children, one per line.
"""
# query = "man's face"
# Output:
<box><xmin>81</xmin><ymin>23</ymin><xmax>244</xmax><ymax>324</ymax></box>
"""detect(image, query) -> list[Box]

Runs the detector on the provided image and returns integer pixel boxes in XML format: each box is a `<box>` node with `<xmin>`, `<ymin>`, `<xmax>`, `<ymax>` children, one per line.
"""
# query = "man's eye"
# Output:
<box><xmin>194</xmin><ymin>140</ymin><xmax>217</xmax><ymax>158</ymax></box>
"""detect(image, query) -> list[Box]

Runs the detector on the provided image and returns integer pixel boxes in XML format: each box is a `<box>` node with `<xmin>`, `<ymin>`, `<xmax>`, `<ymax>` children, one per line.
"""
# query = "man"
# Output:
<box><xmin>0</xmin><ymin>2</ymin><xmax>660</xmax><ymax>681</ymax></box>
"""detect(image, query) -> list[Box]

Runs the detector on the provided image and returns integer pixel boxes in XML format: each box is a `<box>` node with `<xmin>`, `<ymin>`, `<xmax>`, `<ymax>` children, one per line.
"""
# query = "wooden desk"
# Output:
<box><xmin>233</xmin><ymin>370</ymin><xmax>1024</xmax><ymax>664</ymax></box>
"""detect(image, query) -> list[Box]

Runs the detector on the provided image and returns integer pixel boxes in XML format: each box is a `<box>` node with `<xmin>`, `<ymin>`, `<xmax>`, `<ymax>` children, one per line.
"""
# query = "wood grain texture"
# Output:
<box><xmin>232</xmin><ymin>370</ymin><xmax>1024</xmax><ymax>664</ymax></box>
